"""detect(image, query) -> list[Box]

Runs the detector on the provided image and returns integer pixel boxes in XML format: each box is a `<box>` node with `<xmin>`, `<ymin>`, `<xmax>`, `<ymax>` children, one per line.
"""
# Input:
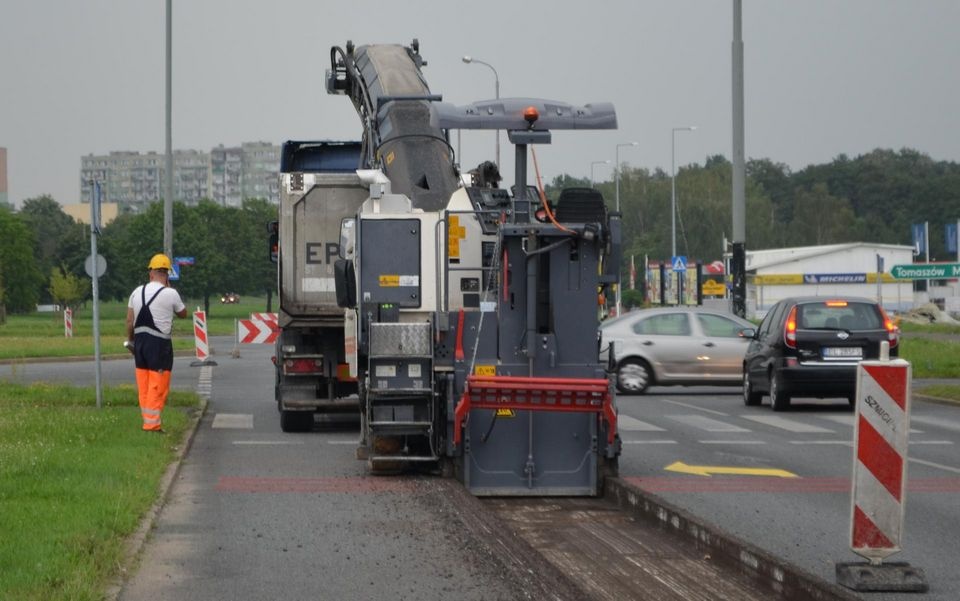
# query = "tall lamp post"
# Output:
<box><xmin>591</xmin><ymin>160</ymin><xmax>611</xmax><ymax>188</ymax></box>
<box><xmin>671</xmin><ymin>126</ymin><xmax>696</xmax><ymax>258</ymax></box>
<box><xmin>615</xmin><ymin>141</ymin><xmax>638</xmax><ymax>316</ymax></box>
<box><xmin>462</xmin><ymin>56</ymin><xmax>500</xmax><ymax>166</ymax></box>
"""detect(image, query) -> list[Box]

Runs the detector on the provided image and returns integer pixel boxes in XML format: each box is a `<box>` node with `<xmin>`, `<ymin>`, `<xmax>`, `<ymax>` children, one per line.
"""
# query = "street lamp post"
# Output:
<box><xmin>671</xmin><ymin>126</ymin><xmax>696</xmax><ymax>258</ymax></box>
<box><xmin>615</xmin><ymin>141</ymin><xmax>638</xmax><ymax>316</ymax></box>
<box><xmin>462</xmin><ymin>56</ymin><xmax>500</xmax><ymax>166</ymax></box>
<box><xmin>591</xmin><ymin>160</ymin><xmax>611</xmax><ymax>188</ymax></box>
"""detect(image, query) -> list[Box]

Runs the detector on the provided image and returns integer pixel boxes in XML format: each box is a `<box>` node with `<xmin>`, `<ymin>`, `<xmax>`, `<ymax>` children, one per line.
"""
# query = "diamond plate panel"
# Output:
<box><xmin>369</xmin><ymin>323</ymin><xmax>432</xmax><ymax>357</ymax></box>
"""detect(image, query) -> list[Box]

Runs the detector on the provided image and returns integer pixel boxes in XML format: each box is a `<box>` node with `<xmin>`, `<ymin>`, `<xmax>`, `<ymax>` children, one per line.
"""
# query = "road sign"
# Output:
<box><xmin>84</xmin><ymin>254</ymin><xmax>107</xmax><ymax>278</ymax></box>
<box><xmin>175</xmin><ymin>256</ymin><xmax>195</xmax><ymax>265</ymax></box>
<box><xmin>671</xmin><ymin>255</ymin><xmax>687</xmax><ymax>272</ymax></box>
<box><xmin>238</xmin><ymin>318</ymin><xmax>279</xmax><ymax>344</ymax></box>
<box><xmin>169</xmin><ymin>263</ymin><xmax>181</xmax><ymax>281</ymax></box>
<box><xmin>702</xmin><ymin>280</ymin><xmax>726</xmax><ymax>296</ymax></box>
<box><xmin>889</xmin><ymin>263</ymin><xmax>960</xmax><ymax>280</ymax></box>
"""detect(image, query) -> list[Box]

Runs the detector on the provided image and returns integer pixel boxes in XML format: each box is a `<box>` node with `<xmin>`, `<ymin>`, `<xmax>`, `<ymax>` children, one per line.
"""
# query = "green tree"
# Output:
<box><xmin>49</xmin><ymin>266</ymin><xmax>89</xmax><ymax>310</ymax></box>
<box><xmin>19</xmin><ymin>196</ymin><xmax>88</xmax><ymax>302</ymax></box>
<box><xmin>0</xmin><ymin>207</ymin><xmax>44</xmax><ymax>313</ymax></box>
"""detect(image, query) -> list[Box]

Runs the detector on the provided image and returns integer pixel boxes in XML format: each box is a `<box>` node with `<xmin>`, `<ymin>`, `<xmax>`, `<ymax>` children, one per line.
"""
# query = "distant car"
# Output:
<box><xmin>220</xmin><ymin>293</ymin><xmax>240</xmax><ymax>304</ymax></box>
<box><xmin>741</xmin><ymin>296</ymin><xmax>899</xmax><ymax>411</ymax></box>
<box><xmin>600</xmin><ymin>307</ymin><xmax>755</xmax><ymax>394</ymax></box>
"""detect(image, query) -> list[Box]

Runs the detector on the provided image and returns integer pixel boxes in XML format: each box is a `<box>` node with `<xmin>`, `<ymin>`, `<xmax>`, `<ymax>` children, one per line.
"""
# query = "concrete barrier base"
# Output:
<box><xmin>836</xmin><ymin>561</ymin><xmax>928</xmax><ymax>592</ymax></box>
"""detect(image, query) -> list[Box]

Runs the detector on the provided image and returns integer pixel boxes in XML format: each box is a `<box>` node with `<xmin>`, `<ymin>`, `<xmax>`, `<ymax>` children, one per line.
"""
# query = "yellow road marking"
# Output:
<box><xmin>665</xmin><ymin>461</ymin><xmax>798</xmax><ymax>478</ymax></box>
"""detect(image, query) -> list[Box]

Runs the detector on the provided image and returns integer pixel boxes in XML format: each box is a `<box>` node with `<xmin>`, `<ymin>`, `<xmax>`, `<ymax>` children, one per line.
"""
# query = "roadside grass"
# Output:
<box><xmin>898</xmin><ymin>321</ymin><xmax>960</xmax><ymax>335</ymax></box>
<box><xmin>0</xmin><ymin>381</ymin><xmax>200</xmax><ymax>601</ymax></box>
<box><xmin>898</xmin><ymin>338</ymin><xmax>960</xmax><ymax>378</ymax></box>
<box><xmin>914</xmin><ymin>384</ymin><xmax>960</xmax><ymax>402</ymax></box>
<box><xmin>0</xmin><ymin>296</ymin><xmax>274</xmax><ymax>359</ymax></box>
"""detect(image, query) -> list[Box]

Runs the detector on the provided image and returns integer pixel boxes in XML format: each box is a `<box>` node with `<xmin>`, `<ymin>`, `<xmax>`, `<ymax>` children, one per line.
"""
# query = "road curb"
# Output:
<box><xmin>914</xmin><ymin>392</ymin><xmax>960</xmax><ymax>407</ymax></box>
<box><xmin>604</xmin><ymin>477</ymin><xmax>861</xmax><ymax>601</ymax></box>
<box><xmin>103</xmin><ymin>397</ymin><xmax>208</xmax><ymax>601</ymax></box>
<box><xmin>0</xmin><ymin>349</ymin><xmax>196</xmax><ymax>365</ymax></box>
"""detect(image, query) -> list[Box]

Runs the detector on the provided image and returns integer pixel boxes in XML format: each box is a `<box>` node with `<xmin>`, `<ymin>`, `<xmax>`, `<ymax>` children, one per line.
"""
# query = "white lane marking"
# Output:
<box><xmin>660</xmin><ymin>399</ymin><xmax>729</xmax><ymax>416</ymax></box>
<box><xmin>818</xmin><ymin>414</ymin><xmax>923</xmax><ymax>434</ymax></box>
<box><xmin>742</xmin><ymin>415</ymin><xmax>834</xmax><ymax>433</ymax></box>
<box><xmin>621</xmin><ymin>440</ymin><xmax>678</xmax><ymax>445</ymax></box>
<box><xmin>666</xmin><ymin>414</ymin><xmax>750</xmax><ymax>432</ymax></box>
<box><xmin>909</xmin><ymin>457</ymin><xmax>960</xmax><ymax>474</ymax></box>
<box><xmin>790</xmin><ymin>440</ymin><xmax>852</xmax><ymax>446</ymax></box>
<box><xmin>910</xmin><ymin>415</ymin><xmax>960</xmax><ymax>434</ymax></box>
<box><xmin>327</xmin><ymin>440</ymin><xmax>359</xmax><ymax>445</ymax></box>
<box><xmin>196</xmin><ymin>365</ymin><xmax>214</xmax><ymax>400</ymax></box>
<box><xmin>233</xmin><ymin>440</ymin><xmax>304</xmax><ymax>445</ymax></box>
<box><xmin>909</xmin><ymin>440</ymin><xmax>953</xmax><ymax>445</ymax></box>
<box><xmin>212</xmin><ymin>413</ymin><xmax>253</xmax><ymax>429</ymax></box>
<box><xmin>699</xmin><ymin>440</ymin><xmax>766</xmax><ymax>445</ymax></box>
<box><xmin>618</xmin><ymin>415</ymin><xmax>666</xmax><ymax>431</ymax></box>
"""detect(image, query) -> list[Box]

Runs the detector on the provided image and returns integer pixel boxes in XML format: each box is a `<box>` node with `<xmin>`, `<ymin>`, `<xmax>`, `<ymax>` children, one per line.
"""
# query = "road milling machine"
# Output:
<box><xmin>279</xmin><ymin>39</ymin><xmax>622</xmax><ymax>495</ymax></box>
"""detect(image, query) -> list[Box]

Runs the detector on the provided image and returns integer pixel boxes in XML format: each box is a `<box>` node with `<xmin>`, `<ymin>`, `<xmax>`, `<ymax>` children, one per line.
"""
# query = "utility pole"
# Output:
<box><xmin>164</xmin><ymin>0</ymin><xmax>173</xmax><ymax>258</ymax></box>
<box><xmin>731</xmin><ymin>0</ymin><xmax>747</xmax><ymax>318</ymax></box>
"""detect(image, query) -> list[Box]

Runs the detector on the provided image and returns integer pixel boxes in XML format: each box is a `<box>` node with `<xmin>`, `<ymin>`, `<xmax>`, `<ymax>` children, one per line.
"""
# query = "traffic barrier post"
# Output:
<box><xmin>836</xmin><ymin>341</ymin><xmax>927</xmax><ymax>592</ymax></box>
<box><xmin>190</xmin><ymin>309</ymin><xmax>218</xmax><ymax>367</ymax></box>
<box><xmin>64</xmin><ymin>307</ymin><xmax>73</xmax><ymax>338</ymax></box>
<box><xmin>230</xmin><ymin>318</ymin><xmax>241</xmax><ymax>358</ymax></box>
<box><xmin>238</xmin><ymin>318</ymin><xmax>279</xmax><ymax>345</ymax></box>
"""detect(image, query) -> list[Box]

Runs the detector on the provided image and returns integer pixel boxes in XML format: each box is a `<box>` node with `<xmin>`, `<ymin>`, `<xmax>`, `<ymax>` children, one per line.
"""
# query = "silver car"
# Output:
<box><xmin>600</xmin><ymin>307</ymin><xmax>755</xmax><ymax>394</ymax></box>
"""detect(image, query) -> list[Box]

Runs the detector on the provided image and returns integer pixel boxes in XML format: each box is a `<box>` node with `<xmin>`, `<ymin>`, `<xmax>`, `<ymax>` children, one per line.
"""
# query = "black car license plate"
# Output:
<box><xmin>822</xmin><ymin>347</ymin><xmax>862</xmax><ymax>359</ymax></box>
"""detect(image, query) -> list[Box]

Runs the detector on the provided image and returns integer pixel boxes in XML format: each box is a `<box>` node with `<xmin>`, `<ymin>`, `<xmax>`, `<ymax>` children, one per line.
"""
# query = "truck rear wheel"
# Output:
<box><xmin>280</xmin><ymin>410</ymin><xmax>314</xmax><ymax>432</ymax></box>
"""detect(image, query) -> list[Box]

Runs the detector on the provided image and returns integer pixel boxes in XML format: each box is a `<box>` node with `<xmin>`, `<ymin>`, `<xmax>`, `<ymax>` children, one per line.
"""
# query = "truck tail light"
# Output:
<box><xmin>284</xmin><ymin>358</ymin><xmax>322</xmax><ymax>375</ymax></box>
<box><xmin>784</xmin><ymin>306</ymin><xmax>798</xmax><ymax>349</ymax></box>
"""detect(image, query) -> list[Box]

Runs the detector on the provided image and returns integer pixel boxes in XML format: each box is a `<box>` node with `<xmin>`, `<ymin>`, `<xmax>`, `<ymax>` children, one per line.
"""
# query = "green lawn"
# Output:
<box><xmin>0</xmin><ymin>382</ymin><xmax>201</xmax><ymax>601</ymax></box>
<box><xmin>0</xmin><ymin>296</ymin><xmax>276</xmax><ymax>359</ymax></box>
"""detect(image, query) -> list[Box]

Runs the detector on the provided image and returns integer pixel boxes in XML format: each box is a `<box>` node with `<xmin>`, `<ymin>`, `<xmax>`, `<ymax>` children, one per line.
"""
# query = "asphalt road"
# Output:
<box><xmin>4</xmin><ymin>342</ymin><xmax>956</xmax><ymax>600</ymax></box>
<box><xmin>615</xmin><ymin>385</ymin><xmax>960</xmax><ymax>601</ymax></box>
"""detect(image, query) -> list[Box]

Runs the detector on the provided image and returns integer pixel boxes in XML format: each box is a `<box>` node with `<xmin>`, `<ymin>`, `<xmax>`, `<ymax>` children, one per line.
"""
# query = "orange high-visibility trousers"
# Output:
<box><xmin>135</xmin><ymin>368</ymin><xmax>172</xmax><ymax>431</ymax></box>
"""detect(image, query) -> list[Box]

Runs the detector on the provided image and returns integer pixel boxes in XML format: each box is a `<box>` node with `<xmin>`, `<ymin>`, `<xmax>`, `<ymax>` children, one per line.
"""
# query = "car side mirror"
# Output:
<box><xmin>739</xmin><ymin>327</ymin><xmax>756</xmax><ymax>339</ymax></box>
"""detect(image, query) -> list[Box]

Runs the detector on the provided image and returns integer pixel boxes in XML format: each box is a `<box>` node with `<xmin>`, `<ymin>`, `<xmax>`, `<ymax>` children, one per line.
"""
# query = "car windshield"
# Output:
<box><xmin>798</xmin><ymin>302</ymin><xmax>882</xmax><ymax>330</ymax></box>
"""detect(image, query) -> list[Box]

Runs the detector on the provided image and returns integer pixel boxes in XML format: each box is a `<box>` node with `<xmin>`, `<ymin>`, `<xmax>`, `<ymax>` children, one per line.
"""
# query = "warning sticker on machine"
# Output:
<box><xmin>496</xmin><ymin>408</ymin><xmax>516</xmax><ymax>417</ymax></box>
<box><xmin>474</xmin><ymin>365</ymin><xmax>496</xmax><ymax>376</ymax></box>
<box><xmin>379</xmin><ymin>275</ymin><xmax>419</xmax><ymax>287</ymax></box>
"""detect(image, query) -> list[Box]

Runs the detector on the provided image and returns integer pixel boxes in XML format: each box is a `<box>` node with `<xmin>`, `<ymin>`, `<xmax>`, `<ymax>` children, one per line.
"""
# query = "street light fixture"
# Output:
<box><xmin>671</xmin><ymin>126</ymin><xmax>696</xmax><ymax>258</ymax></box>
<box><xmin>462</xmin><ymin>55</ymin><xmax>500</xmax><ymax>166</ymax></box>
<box><xmin>591</xmin><ymin>160</ymin><xmax>611</xmax><ymax>188</ymax></box>
<box><xmin>614</xmin><ymin>141</ymin><xmax>638</xmax><ymax>316</ymax></box>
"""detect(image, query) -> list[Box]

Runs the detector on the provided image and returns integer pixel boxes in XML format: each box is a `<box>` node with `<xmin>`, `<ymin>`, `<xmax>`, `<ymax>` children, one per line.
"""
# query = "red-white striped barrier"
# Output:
<box><xmin>250</xmin><ymin>312</ymin><xmax>278</xmax><ymax>323</ymax></box>
<box><xmin>193</xmin><ymin>310</ymin><xmax>210</xmax><ymax>361</ymax></box>
<box><xmin>238</xmin><ymin>318</ymin><xmax>279</xmax><ymax>344</ymax></box>
<box><xmin>64</xmin><ymin>308</ymin><xmax>73</xmax><ymax>338</ymax></box>
<box><xmin>849</xmin><ymin>354</ymin><xmax>911</xmax><ymax>562</ymax></box>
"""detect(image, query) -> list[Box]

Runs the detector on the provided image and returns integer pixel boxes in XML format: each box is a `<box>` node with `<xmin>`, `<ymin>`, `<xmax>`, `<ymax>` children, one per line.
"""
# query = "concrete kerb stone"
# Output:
<box><xmin>603</xmin><ymin>477</ymin><xmax>862</xmax><ymax>601</ymax></box>
<box><xmin>103</xmin><ymin>396</ymin><xmax>209</xmax><ymax>601</ymax></box>
<box><xmin>914</xmin><ymin>392</ymin><xmax>960</xmax><ymax>408</ymax></box>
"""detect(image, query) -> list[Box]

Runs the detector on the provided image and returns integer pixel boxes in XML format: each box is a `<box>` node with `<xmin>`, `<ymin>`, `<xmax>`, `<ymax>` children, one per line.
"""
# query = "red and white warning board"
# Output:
<box><xmin>250</xmin><ymin>312</ymin><xmax>278</xmax><ymax>323</ymax></box>
<box><xmin>850</xmin><ymin>358</ymin><xmax>912</xmax><ymax>561</ymax></box>
<box><xmin>238</xmin><ymin>318</ymin><xmax>279</xmax><ymax>344</ymax></box>
<box><xmin>193</xmin><ymin>310</ymin><xmax>210</xmax><ymax>361</ymax></box>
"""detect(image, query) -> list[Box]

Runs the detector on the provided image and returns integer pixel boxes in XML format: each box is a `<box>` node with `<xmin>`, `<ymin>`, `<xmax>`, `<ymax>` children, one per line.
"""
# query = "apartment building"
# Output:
<box><xmin>80</xmin><ymin>142</ymin><xmax>279</xmax><ymax>212</ymax></box>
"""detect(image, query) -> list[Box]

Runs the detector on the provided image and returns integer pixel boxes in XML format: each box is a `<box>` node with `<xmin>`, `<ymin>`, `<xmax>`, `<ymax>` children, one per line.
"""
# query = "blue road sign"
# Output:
<box><xmin>175</xmin><ymin>256</ymin><xmax>195</xmax><ymax>265</ymax></box>
<box><xmin>671</xmin><ymin>256</ymin><xmax>687</xmax><ymax>272</ymax></box>
<box><xmin>169</xmin><ymin>263</ymin><xmax>181</xmax><ymax>281</ymax></box>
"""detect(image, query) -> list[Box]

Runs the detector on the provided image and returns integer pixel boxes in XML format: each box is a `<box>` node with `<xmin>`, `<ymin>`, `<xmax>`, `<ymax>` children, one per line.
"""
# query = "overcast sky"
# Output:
<box><xmin>2</xmin><ymin>1</ymin><xmax>958</xmax><ymax>207</ymax></box>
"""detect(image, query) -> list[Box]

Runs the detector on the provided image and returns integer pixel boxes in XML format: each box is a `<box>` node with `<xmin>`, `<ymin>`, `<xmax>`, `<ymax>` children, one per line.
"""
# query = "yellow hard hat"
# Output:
<box><xmin>148</xmin><ymin>254</ymin><xmax>173</xmax><ymax>271</ymax></box>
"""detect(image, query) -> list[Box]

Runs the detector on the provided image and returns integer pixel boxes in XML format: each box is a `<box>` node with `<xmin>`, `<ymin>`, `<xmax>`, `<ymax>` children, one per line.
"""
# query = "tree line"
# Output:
<box><xmin>547</xmin><ymin>147</ymin><xmax>960</xmax><ymax>274</ymax></box>
<box><xmin>2</xmin><ymin>147</ymin><xmax>958</xmax><ymax>316</ymax></box>
<box><xmin>0</xmin><ymin>197</ymin><xmax>276</xmax><ymax>316</ymax></box>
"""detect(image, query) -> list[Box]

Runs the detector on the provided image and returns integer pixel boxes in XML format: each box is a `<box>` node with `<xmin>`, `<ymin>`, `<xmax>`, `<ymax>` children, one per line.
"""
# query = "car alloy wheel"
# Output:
<box><xmin>617</xmin><ymin>359</ymin><xmax>651</xmax><ymax>394</ymax></box>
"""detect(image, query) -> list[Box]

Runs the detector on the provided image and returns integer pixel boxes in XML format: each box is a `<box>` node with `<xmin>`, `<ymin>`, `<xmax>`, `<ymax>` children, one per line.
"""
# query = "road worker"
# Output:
<box><xmin>125</xmin><ymin>254</ymin><xmax>187</xmax><ymax>432</ymax></box>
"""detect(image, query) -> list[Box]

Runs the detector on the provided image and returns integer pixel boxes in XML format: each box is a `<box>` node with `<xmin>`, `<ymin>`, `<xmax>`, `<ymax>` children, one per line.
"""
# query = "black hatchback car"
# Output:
<box><xmin>742</xmin><ymin>296</ymin><xmax>899</xmax><ymax>411</ymax></box>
